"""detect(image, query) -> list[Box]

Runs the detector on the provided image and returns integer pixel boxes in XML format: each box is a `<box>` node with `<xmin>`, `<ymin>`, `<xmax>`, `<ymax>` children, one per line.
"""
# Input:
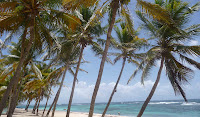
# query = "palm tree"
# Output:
<box><xmin>102</xmin><ymin>22</ymin><xmax>146</xmax><ymax>116</ymax></box>
<box><xmin>66</xmin><ymin>6</ymin><xmax>105</xmax><ymax>117</ymax></box>
<box><xmin>88</xmin><ymin>1</ymin><xmax>120</xmax><ymax>116</ymax></box>
<box><xmin>127</xmin><ymin>0</ymin><xmax>200</xmax><ymax>116</ymax></box>
<box><xmin>41</xmin><ymin>67</ymin><xmax>65</xmax><ymax>116</ymax></box>
<box><xmin>63</xmin><ymin>0</ymin><xmax>177</xmax><ymax>116</ymax></box>
<box><xmin>0</xmin><ymin>0</ymin><xmax>81</xmax><ymax>115</ymax></box>
<box><xmin>44</xmin><ymin>38</ymin><xmax>83</xmax><ymax>117</ymax></box>
<box><xmin>0</xmin><ymin>42</ymin><xmax>36</xmax><ymax>115</ymax></box>
<box><xmin>0</xmin><ymin>41</ymin><xmax>53</xmax><ymax>116</ymax></box>
<box><xmin>23</xmin><ymin>62</ymin><xmax>59</xmax><ymax>115</ymax></box>
<box><xmin>0</xmin><ymin>1</ymin><xmax>56</xmax><ymax>115</ymax></box>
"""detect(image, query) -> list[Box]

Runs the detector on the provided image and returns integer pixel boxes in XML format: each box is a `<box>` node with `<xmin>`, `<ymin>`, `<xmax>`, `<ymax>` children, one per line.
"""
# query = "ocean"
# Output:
<box><xmin>16</xmin><ymin>99</ymin><xmax>200</xmax><ymax>117</ymax></box>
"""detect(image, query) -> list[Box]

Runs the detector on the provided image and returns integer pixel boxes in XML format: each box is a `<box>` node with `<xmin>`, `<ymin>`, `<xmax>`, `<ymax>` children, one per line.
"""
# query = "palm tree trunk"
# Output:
<box><xmin>7</xmin><ymin>78</ymin><xmax>23</xmax><ymax>116</ymax></box>
<box><xmin>102</xmin><ymin>57</ymin><xmax>126</xmax><ymax>117</ymax></box>
<box><xmin>66</xmin><ymin>45</ymin><xmax>84</xmax><ymax>117</ymax></box>
<box><xmin>88</xmin><ymin>0</ymin><xmax>119</xmax><ymax>117</ymax></box>
<box><xmin>25</xmin><ymin>99</ymin><xmax>31</xmax><ymax>112</ymax></box>
<box><xmin>51</xmin><ymin>67</ymin><xmax>68</xmax><ymax>117</ymax></box>
<box><xmin>42</xmin><ymin>89</ymin><xmax>51</xmax><ymax>117</ymax></box>
<box><xmin>36</xmin><ymin>93</ymin><xmax>42</xmax><ymax>116</ymax></box>
<box><xmin>32</xmin><ymin>98</ymin><xmax>39</xmax><ymax>114</ymax></box>
<box><xmin>6</xmin><ymin>91</ymin><xmax>13</xmax><ymax>114</ymax></box>
<box><xmin>45</xmin><ymin>77</ymin><xmax>61</xmax><ymax>117</ymax></box>
<box><xmin>0</xmin><ymin>23</ymin><xmax>34</xmax><ymax>116</ymax></box>
<box><xmin>137</xmin><ymin>57</ymin><xmax>164</xmax><ymax>117</ymax></box>
<box><xmin>46</xmin><ymin>98</ymin><xmax>55</xmax><ymax>117</ymax></box>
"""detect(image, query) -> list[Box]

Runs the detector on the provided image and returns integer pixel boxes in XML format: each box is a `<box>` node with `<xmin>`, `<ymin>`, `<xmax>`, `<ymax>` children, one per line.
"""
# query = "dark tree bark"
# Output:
<box><xmin>42</xmin><ymin>88</ymin><xmax>51</xmax><ymax>117</ymax></box>
<box><xmin>25</xmin><ymin>99</ymin><xmax>31</xmax><ymax>112</ymax></box>
<box><xmin>36</xmin><ymin>93</ymin><xmax>42</xmax><ymax>116</ymax></box>
<box><xmin>0</xmin><ymin>23</ymin><xmax>34</xmax><ymax>116</ymax></box>
<box><xmin>32</xmin><ymin>98</ymin><xmax>39</xmax><ymax>114</ymax></box>
<box><xmin>6</xmin><ymin>90</ymin><xmax>13</xmax><ymax>115</ymax></box>
<box><xmin>46</xmin><ymin>67</ymin><xmax>68</xmax><ymax>117</ymax></box>
<box><xmin>45</xmin><ymin>98</ymin><xmax>55</xmax><ymax>117</ymax></box>
<box><xmin>51</xmin><ymin>67</ymin><xmax>68</xmax><ymax>117</ymax></box>
<box><xmin>66</xmin><ymin>45</ymin><xmax>84</xmax><ymax>117</ymax></box>
<box><xmin>102</xmin><ymin>57</ymin><xmax>126</xmax><ymax>117</ymax></box>
<box><xmin>137</xmin><ymin>57</ymin><xmax>164</xmax><ymax>117</ymax></box>
<box><xmin>88</xmin><ymin>0</ymin><xmax>119</xmax><ymax>117</ymax></box>
<box><xmin>7</xmin><ymin>77</ymin><xmax>23</xmax><ymax>116</ymax></box>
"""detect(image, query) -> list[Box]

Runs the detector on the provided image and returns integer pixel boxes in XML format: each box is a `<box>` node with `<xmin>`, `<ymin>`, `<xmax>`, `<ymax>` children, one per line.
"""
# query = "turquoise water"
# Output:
<box><xmin>17</xmin><ymin>99</ymin><xmax>200</xmax><ymax>117</ymax></box>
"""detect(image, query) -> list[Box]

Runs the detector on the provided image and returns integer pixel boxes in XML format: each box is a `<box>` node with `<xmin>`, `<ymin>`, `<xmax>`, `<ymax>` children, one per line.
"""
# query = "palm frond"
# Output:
<box><xmin>175</xmin><ymin>45</ymin><xmax>200</xmax><ymax>57</ymax></box>
<box><xmin>141</xmin><ymin>57</ymin><xmax>156</xmax><ymax>84</ymax></box>
<box><xmin>121</xmin><ymin>6</ymin><xmax>135</xmax><ymax>37</ymax></box>
<box><xmin>180</xmin><ymin>54</ymin><xmax>200</xmax><ymax>70</ymax></box>
<box><xmin>137</xmin><ymin>0</ymin><xmax>173</xmax><ymax>25</ymax></box>
<box><xmin>113</xmin><ymin>54</ymin><xmax>123</xmax><ymax>64</ymax></box>
<box><xmin>185</xmin><ymin>2</ymin><xmax>200</xmax><ymax>14</ymax></box>
<box><xmin>30</xmin><ymin>61</ymin><xmax>43</xmax><ymax>80</ymax></box>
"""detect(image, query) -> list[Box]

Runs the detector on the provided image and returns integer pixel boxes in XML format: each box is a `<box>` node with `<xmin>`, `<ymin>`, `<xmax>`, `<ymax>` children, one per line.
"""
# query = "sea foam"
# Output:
<box><xmin>149</xmin><ymin>102</ymin><xmax>181</xmax><ymax>105</ymax></box>
<box><xmin>181</xmin><ymin>102</ymin><xmax>200</xmax><ymax>106</ymax></box>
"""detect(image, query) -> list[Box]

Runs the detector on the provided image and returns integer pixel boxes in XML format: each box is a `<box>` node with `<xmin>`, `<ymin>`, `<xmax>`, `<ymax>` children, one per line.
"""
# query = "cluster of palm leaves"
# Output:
<box><xmin>0</xmin><ymin>0</ymin><xmax>200</xmax><ymax>117</ymax></box>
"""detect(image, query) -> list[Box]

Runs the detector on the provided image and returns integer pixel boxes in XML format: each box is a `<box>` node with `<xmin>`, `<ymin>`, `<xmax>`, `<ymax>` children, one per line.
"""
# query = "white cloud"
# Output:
<box><xmin>37</xmin><ymin>80</ymin><xmax>200</xmax><ymax>105</ymax></box>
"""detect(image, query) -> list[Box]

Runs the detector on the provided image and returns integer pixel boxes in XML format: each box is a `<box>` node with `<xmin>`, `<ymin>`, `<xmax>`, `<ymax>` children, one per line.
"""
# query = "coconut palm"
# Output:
<box><xmin>44</xmin><ymin>38</ymin><xmax>86</xmax><ymax>117</ymax></box>
<box><xmin>0</xmin><ymin>1</ymin><xmax>55</xmax><ymax>115</ymax></box>
<box><xmin>102</xmin><ymin>22</ymin><xmax>146</xmax><ymax>116</ymax></box>
<box><xmin>41</xmin><ymin>67</ymin><xmax>65</xmax><ymax>116</ymax></box>
<box><xmin>0</xmin><ymin>0</ymin><xmax>81</xmax><ymax>115</ymax></box>
<box><xmin>66</xmin><ymin>6</ymin><xmax>106</xmax><ymax>117</ymax></box>
<box><xmin>63</xmin><ymin>0</ymin><xmax>177</xmax><ymax>116</ymax></box>
<box><xmin>127</xmin><ymin>0</ymin><xmax>200</xmax><ymax>116</ymax></box>
<box><xmin>0</xmin><ymin>42</ymin><xmax>48</xmax><ymax>115</ymax></box>
<box><xmin>23</xmin><ymin>63</ymin><xmax>59</xmax><ymax>115</ymax></box>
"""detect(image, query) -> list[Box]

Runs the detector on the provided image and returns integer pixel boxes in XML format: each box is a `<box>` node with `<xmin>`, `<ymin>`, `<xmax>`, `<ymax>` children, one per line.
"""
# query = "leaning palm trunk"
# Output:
<box><xmin>45</xmin><ymin>77</ymin><xmax>61</xmax><ymax>116</ymax></box>
<box><xmin>0</xmin><ymin>24</ymin><xmax>34</xmax><ymax>116</ymax></box>
<box><xmin>25</xmin><ymin>99</ymin><xmax>31</xmax><ymax>112</ymax></box>
<box><xmin>88</xmin><ymin>1</ymin><xmax>119</xmax><ymax>117</ymax></box>
<box><xmin>51</xmin><ymin>67</ymin><xmax>68</xmax><ymax>117</ymax></box>
<box><xmin>102</xmin><ymin>57</ymin><xmax>126</xmax><ymax>117</ymax></box>
<box><xmin>137</xmin><ymin>57</ymin><xmax>164</xmax><ymax>117</ymax></box>
<box><xmin>6</xmin><ymin>90</ymin><xmax>13</xmax><ymax>114</ymax></box>
<box><xmin>42</xmin><ymin>88</ymin><xmax>52</xmax><ymax>116</ymax></box>
<box><xmin>66</xmin><ymin>45</ymin><xmax>84</xmax><ymax>117</ymax></box>
<box><xmin>36</xmin><ymin>93</ymin><xmax>42</xmax><ymax>116</ymax></box>
<box><xmin>46</xmin><ymin>67</ymin><xmax>68</xmax><ymax>117</ymax></box>
<box><xmin>7</xmin><ymin>78</ymin><xmax>23</xmax><ymax>116</ymax></box>
<box><xmin>32</xmin><ymin>97</ymin><xmax>39</xmax><ymax>114</ymax></box>
<box><xmin>46</xmin><ymin>98</ymin><xmax>55</xmax><ymax>117</ymax></box>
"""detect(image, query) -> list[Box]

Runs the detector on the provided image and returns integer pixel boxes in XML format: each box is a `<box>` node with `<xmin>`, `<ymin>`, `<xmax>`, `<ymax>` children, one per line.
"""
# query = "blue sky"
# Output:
<box><xmin>0</xmin><ymin>0</ymin><xmax>200</xmax><ymax>105</ymax></box>
<box><xmin>45</xmin><ymin>0</ymin><xmax>200</xmax><ymax>104</ymax></box>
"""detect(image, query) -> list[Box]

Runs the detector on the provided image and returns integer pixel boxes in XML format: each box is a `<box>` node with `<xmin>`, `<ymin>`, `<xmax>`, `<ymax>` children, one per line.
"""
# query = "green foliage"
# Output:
<box><xmin>128</xmin><ymin>0</ymin><xmax>200</xmax><ymax>101</ymax></box>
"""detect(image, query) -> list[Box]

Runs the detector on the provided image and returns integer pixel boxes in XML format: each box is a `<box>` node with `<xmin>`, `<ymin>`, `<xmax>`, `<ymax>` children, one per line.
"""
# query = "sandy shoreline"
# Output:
<box><xmin>1</xmin><ymin>108</ymin><xmax>127</xmax><ymax>117</ymax></box>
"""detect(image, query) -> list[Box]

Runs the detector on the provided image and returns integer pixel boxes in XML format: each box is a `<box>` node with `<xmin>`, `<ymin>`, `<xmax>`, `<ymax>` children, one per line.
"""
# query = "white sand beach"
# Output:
<box><xmin>1</xmin><ymin>108</ymin><xmax>127</xmax><ymax>117</ymax></box>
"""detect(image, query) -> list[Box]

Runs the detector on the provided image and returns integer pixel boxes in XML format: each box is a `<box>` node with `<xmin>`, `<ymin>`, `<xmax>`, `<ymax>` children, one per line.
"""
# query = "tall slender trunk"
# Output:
<box><xmin>46</xmin><ymin>98</ymin><xmax>55</xmax><ymax>117</ymax></box>
<box><xmin>0</xmin><ymin>22</ymin><xmax>34</xmax><ymax>116</ymax></box>
<box><xmin>7</xmin><ymin>78</ymin><xmax>23</xmax><ymax>116</ymax></box>
<box><xmin>137</xmin><ymin>57</ymin><xmax>164</xmax><ymax>117</ymax></box>
<box><xmin>6</xmin><ymin>91</ymin><xmax>13</xmax><ymax>114</ymax></box>
<box><xmin>45</xmin><ymin>77</ymin><xmax>61</xmax><ymax>117</ymax></box>
<box><xmin>51</xmin><ymin>67</ymin><xmax>68</xmax><ymax>117</ymax></box>
<box><xmin>102</xmin><ymin>57</ymin><xmax>126</xmax><ymax>117</ymax></box>
<box><xmin>36</xmin><ymin>93</ymin><xmax>42</xmax><ymax>116</ymax></box>
<box><xmin>42</xmin><ymin>89</ymin><xmax>51</xmax><ymax>117</ymax></box>
<box><xmin>88</xmin><ymin>1</ymin><xmax>119</xmax><ymax>117</ymax></box>
<box><xmin>25</xmin><ymin>99</ymin><xmax>31</xmax><ymax>112</ymax></box>
<box><xmin>66</xmin><ymin>45</ymin><xmax>84</xmax><ymax>117</ymax></box>
<box><xmin>32</xmin><ymin>98</ymin><xmax>39</xmax><ymax>114</ymax></box>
